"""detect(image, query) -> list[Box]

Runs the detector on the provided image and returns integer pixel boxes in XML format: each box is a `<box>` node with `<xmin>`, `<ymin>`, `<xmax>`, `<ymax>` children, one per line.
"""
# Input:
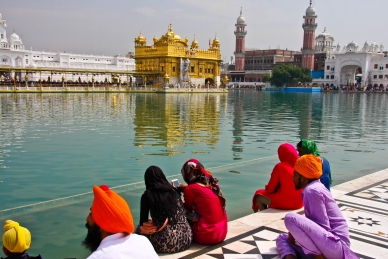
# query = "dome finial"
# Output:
<box><xmin>240</xmin><ymin>7</ymin><xmax>242</xmax><ymax>15</ymax></box>
<box><xmin>310</xmin><ymin>0</ymin><xmax>312</xmax><ymax>7</ymax></box>
<box><xmin>169</xmin><ymin>23</ymin><xmax>173</xmax><ymax>32</ymax></box>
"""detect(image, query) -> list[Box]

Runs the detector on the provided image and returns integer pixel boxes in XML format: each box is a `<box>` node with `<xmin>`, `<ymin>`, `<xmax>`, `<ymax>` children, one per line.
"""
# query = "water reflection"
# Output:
<box><xmin>0</xmin><ymin>92</ymin><xmax>388</xmax><ymax>210</ymax></box>
<box><xmin>1</xmin><ymin>91</ymin><xmax>388</xmax><ymax>258</ymax></box>
<box><xmin>133</xmin><ymin>94</ymin><xmax>226</xmax><ymax>151</ymax></box>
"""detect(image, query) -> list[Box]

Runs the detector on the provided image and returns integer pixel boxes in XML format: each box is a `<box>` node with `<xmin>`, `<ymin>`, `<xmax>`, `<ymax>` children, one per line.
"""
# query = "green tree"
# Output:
<box><xmin>270</xmin><ymin>64</ymin><xmax>312</xmax><ymax>87</ymax></box>
<box><xmin>262</xmin><ymin>73</ymin><xmax>271</xmax><ymax>83</ymax></box>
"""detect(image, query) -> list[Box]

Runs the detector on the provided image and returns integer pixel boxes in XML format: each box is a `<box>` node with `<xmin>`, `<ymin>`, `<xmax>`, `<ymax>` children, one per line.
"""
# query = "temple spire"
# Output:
<box><xmin>240</xmin><ymin>7</ymin><xmax>242</xmax><ymax>15</ymax></box>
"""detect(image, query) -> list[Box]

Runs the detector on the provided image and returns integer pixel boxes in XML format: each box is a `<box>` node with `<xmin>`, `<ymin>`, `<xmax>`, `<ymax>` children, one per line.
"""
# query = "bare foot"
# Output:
<box><xmin>283</xmin><ymin>255</ymin><xmax>297</xmax><ymax>259</ymax></box>
<box><xmin>312</xmin><ymin>254</ymin><xmax>326</xmax><ymax>259</ymax></box>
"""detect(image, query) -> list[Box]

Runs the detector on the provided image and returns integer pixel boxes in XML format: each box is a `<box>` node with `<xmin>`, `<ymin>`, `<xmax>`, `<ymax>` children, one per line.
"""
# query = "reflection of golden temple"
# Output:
<box><xmin>135</xmin><ymin>24</ymin><xmax>222</xmax><ymax>88</ymax></box>
<box><xmin>221</xmin><ymin>75</ymin><xmax>229</xmax><ymax>88</ymax></box>
<box><xmin>133</xmin><ymin>94</ymin><xmax>226</xmax><ymax>150</ymax></box>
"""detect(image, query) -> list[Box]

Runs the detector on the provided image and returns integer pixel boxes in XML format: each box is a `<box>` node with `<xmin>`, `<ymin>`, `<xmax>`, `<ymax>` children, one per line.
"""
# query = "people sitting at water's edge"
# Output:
<box><xmin>135</xmin><ymin>166</ymin><xmax>192</xmax><ymax>253</ymax></box>
<box><xmin>1</xmin><ymin>220</ymin><xmax>42</xmax><ymax>259</ymax></box>
<box><xmin>83</xmin><ymin>185</ymin><xmax>158</xmax><ymax>259</ymax></box>
<box><xmin>297</xmin><ymin>139</ymin><xmax>332</xmax><ymax>190</ymax></box>
<box><xmin>252</xmin><ymin>143</ymin><xmax>303</xmax><ymax>212</ymax></box>
<box><xmin>276</xmin><ymin>154</ymin><xmax>358</xmax><ymax>259</ymax></box>
<box><xmin>180</xmin><ymin>158</ymin><xmax>228</xmax><ymax>245</ymax></box>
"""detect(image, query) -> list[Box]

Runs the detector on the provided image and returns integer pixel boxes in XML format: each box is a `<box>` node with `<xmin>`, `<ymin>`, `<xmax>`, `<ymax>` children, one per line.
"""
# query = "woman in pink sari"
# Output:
<box><xmin>180</xmin><ymin>158</ymin><xmax>228</xmax><ymax>245</ymax></box>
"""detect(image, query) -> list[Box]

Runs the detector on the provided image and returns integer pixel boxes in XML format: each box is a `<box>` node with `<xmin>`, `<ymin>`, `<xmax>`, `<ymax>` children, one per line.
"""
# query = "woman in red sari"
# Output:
<box><xmin>180</xmin><ymin>158</ymin><xmax>228</xmax><ymax>245</ymax></box>
<box><xmin>252</xmin><ymin>143</ymin><xmax>303</xmax><ymax>212</ymax></box>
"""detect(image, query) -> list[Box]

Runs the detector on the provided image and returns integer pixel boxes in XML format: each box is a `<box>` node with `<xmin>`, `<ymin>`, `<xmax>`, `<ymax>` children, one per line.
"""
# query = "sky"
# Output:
<box><xmin>1</xmin><ymin>0</ymin><xmax>387</xmax><ymax>62</ymax></box>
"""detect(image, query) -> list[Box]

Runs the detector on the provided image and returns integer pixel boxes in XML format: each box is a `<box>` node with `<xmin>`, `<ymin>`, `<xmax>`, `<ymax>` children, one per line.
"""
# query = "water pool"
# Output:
<box><xmin>1</xmin><ymin>91</ymin><xmax>388</xmax><ymax>258</ymax></box>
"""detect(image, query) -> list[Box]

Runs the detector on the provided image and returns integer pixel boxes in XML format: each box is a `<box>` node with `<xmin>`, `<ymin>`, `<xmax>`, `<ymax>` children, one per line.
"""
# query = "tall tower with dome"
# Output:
<box><xmin>234</xmin><ymin>8</ymin><xmax>247</xmax><ymax>71</ymax></box>
<box><xmin>0</xmin><ymin>13</ymin><xmax>9</xmax><ymax>49</ymax></box>
<box><xmin>302</xmin><ymin>1</ymin><xmax>317</xmax><ymax>70</ymax></box>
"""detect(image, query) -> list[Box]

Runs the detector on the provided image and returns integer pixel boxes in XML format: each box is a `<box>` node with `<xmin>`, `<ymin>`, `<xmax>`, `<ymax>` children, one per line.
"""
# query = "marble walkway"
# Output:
<box><xmin>160</xmin><ymin>168</ymin><xmax>388</xmax><ymax>259</ymax></box>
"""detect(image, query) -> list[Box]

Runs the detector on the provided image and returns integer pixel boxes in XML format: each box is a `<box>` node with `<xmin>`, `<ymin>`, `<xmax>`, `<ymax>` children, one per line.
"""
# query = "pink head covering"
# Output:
<box><xmin>181</xmin><ymin>158</ymin><xmax>225</xmax><ymax>208</ymax></box>
<box><xmin>181</xmin><ymin>158</ymin><xmax>211</xmax><ymax>184</ymax></box>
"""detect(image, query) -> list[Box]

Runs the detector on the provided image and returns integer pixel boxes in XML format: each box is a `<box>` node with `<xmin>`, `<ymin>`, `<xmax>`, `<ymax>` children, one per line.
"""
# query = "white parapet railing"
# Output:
<box><xmin>0</xmin><ymin>156</ymin><xmax>280</xmax><ymax>219</ymax></box>
<box><xmin>0</xmin><ymin>180</ymin><xmax>146</xmax><ymax>219</ymax></box>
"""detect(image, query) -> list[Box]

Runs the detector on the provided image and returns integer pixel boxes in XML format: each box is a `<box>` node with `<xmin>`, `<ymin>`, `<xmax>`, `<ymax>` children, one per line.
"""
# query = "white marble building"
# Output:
<box><xmin>315</xmin><ymin>27</ymin><xmax>335</xmax><ymax>53</ymax></box>
<box><xmin>0</xmin><ymin>12</ymin><xmax>135</xmax><ymax>83</ymax></box>
<box><xmin>314</xmin><ymin>34</ymin><xmax>387</xmax><ymax>88</ymax></box>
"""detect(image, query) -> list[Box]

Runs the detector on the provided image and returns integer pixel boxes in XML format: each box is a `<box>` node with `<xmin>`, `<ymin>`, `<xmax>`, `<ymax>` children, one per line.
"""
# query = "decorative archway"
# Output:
<box><xmin>205</xmin><ymin>78</ymin><xmax>214</xmax><ymax>85</ymax></box>
<box><xmin>15</xmin><ymin>57</ymin><xmax>22</xmax><ymax>67</ymax></box>
<box><xmin>339</xmin><ymin>60</ymin><xmax>363</xmax><ymax>85</ymax></box>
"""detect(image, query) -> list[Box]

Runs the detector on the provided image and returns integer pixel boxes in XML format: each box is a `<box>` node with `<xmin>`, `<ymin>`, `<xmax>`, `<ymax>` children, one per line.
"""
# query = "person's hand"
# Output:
<box><xmin>178</xmin><ymin>183</ymin><xmax>188</xmax><ymax>190</ymax></box>
<box><xmin>288</xmin><ymin>232</ymin><xmax>295</xmax><ymax>245</ymax></box>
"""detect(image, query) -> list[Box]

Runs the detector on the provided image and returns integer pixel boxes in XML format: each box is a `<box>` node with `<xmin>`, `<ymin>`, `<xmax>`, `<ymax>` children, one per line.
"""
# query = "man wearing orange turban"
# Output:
<box><xmin>2</xmin><ymin>220</ymin><xmax>42</xmax><ymax>259</ymax></box>
<box><xmin>275</xmin><ymin>155</ymin><xmax>358</xmax><ymax>259</ymax></box>
<box><xmin>83</xmin><ymin>185</ymin><xmax>159</xmax><ymax>259</ymax></box>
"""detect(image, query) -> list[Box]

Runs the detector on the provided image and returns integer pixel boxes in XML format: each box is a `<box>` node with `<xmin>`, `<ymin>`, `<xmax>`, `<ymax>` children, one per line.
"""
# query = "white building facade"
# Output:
<box><xmin>0</xmin><ymin>12</ymin><xmax>135</xmax><ymax>83</ymax></box>
<box><xmin>313</xmin><ymin>33</ymin><xmax>388</xmax><ymax>88</ymax></box>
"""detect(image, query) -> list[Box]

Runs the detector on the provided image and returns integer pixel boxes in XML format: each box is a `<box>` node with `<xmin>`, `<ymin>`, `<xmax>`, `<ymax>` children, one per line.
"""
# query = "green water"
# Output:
<box><xmin>1</xmin><ymin>91</ymin><xmax>388</xmax><ymax>258</ymax></box>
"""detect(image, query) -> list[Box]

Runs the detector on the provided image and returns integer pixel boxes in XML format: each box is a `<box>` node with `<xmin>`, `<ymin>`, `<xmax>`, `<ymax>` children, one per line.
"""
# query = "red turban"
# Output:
<box><xmin>91</xmin><ymin>185</ymin><xmax>134</xmax><ymax>234</ymax></box>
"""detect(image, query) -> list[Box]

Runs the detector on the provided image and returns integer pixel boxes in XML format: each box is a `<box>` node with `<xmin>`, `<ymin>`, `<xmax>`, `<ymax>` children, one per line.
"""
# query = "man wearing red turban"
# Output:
<box><xmin>83</xmin><ymin>185</ymin><xmax>159</xmax><ymax>259</ymax></box>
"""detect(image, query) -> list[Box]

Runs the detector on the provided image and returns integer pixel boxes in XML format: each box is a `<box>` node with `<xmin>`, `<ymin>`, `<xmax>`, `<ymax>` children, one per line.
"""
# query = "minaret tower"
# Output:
<box><xmin>302</xmin><ymin>0</ymin><xmax>317</xmax><ymax>71</ymax></box>
<box><xmin>234</xmin><ymin>8</ymin><xmax>247</xmax><ymax>71</ymax></box>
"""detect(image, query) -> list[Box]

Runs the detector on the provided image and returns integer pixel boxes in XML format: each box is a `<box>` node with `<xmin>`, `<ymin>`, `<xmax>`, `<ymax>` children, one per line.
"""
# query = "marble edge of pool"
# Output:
<box><xmin>158</xmin><ymin>167</ymin><xmax>388</xmax><ymax>259</ymax></box>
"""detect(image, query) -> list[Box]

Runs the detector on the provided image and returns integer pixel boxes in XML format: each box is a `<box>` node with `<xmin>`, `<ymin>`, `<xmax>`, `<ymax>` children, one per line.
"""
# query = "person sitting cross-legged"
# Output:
<box><xmin>276</xmin><ymin>154</ymin><xmax>358</xmax><ymax>259</ymax></box>
<box><xmin>180</xmin><ymin>158</ymin><xmax>228</xmax><ymax>245</ymax></box>
<box><xmin>136</xmin><ymin>166</ymin><xmax>192</xmax><ymax>253</ymax></box>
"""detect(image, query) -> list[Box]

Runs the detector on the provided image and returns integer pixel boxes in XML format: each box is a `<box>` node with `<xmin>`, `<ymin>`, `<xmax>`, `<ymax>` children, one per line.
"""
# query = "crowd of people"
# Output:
<box><xmin>2</xmin><ymin>140</ymin><xmax>359</xmax><ymax>259</ymax></box>
<box><xmin>322</xmin><ymin>83</ymin><xmax>388</xmax><ymax>92</ymax></box>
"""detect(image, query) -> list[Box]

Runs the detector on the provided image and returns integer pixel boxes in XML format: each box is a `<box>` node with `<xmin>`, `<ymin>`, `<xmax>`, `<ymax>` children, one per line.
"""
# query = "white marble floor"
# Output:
<box><xmin>160</xmin><ymin>168</ymin><xmax>388</xmax><ymax>259</ymax></box>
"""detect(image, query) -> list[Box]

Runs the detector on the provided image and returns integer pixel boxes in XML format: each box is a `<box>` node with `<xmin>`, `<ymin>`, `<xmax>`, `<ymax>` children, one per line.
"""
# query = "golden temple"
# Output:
<box><xmin>134</xmin><ymin>24</ymin><xmax>222</xmax><ymax>88</ymax></box>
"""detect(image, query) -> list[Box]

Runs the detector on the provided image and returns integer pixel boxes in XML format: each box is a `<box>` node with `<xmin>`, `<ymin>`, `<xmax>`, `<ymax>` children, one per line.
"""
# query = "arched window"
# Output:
<box><xmin>15</xmin><ymin>58</ymin><xmax>22</xmax><ymax>66</ymax></box>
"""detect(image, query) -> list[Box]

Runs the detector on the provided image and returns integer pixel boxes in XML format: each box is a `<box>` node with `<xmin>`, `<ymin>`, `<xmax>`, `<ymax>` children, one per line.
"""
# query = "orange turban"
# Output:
<box><xmin>91</xmin><ymin>185</ymin><xmax>134</xmax><ymax>234</ymax></box>
<box><xmin>294</xmin><ymin>154</ymin><xmax>322</xmax><ymax>179</ymax></box>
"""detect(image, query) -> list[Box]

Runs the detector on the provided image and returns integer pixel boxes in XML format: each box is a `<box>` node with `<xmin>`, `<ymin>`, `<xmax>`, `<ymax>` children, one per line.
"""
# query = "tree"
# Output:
<box><xmin>262</xmin><ymin>73</ymin><xmax>271</xmax><ymax>83</ymax></box>
<box><xmin>270</xmin><ymin>64</ymin><xmax>312</xmax><ymax>87</ymax></box>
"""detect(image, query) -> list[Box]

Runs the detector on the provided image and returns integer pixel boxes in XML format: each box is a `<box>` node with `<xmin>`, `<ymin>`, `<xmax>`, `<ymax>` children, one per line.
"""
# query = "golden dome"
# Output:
<box><xmin>136</xmin><ymin>31</ymin><xmax>146</xmax><ymax>44</ymax></box>
<box><xmin>165</xmin><ymin>23</ymin><xmax>182</xmax><ymax>41</ymax></box>
<box><xmin>212</xmin><ymin>36</ymin><xmax>220</xmax><ymax>48</ymax></box>
<box><xmin>191</xmin><ymin>37</ymin><xmax>199</xmax><ymax>49</ymax></box>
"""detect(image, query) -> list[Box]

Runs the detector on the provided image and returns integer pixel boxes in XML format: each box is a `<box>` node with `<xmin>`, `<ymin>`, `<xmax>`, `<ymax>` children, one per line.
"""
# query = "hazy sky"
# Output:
<box><xmin>1</xmin><ymin>0</ymin><xmax>387</xmax><ymax>61</ymax></box>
